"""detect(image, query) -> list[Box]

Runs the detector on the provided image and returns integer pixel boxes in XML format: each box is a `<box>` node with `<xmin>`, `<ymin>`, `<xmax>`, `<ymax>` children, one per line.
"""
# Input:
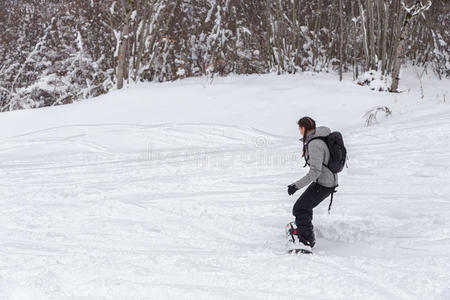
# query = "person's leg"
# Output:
<box><xmin>292</xmin><ymin>184</ymin><xmax>316</xmax><ymax>239</ymax></box>
<box><xmin>292</xmin><ymin>182</ymin><xmax>333</xmax><ymax>243</ymax></box>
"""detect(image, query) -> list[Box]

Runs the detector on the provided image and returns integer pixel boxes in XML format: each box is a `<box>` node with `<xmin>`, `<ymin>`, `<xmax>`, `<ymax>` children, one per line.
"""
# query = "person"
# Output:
<box><xmin>287</xmin><ymin>116</ymin><xmax>338</xmax><ymax>248</ymax></box>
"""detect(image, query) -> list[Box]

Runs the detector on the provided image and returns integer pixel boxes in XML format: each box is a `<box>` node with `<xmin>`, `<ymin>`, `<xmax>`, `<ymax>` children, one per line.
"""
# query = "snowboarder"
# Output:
<box><xmin>287</xmin><ymin>116</ymin><xmax>344</xmax><ymax>251</ymax></box>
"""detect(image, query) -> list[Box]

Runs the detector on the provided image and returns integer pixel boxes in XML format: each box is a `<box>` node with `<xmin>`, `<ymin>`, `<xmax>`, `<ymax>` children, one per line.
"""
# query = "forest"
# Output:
<box><xmin>1</xmin><ymin>0</ymin><xmax>448</xmax><ymax>111</ymax></box>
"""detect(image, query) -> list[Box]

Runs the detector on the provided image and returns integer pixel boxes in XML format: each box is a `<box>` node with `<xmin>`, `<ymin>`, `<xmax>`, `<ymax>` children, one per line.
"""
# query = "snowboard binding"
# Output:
<box><xmin>285</xmin><ymin>222</ymin><xmax>313</xmax><ymax>255</ymax></box>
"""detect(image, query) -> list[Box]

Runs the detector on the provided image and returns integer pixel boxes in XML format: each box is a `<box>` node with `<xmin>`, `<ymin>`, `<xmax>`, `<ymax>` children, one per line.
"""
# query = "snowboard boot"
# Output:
<box><xmin>298</xmin><ymin>232</ymin><xmax>315</xmax><ymax>248</ymax></box>
<box><xmin>289</xmin><ymin>228</ymin><xmax>316</xmax><ymax>248</ymax></box>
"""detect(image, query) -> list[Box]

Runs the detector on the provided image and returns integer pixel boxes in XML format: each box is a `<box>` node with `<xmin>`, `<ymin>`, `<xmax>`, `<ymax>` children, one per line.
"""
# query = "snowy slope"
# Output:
<box><xmin>0</xmin><ymin>72</ymin><xmax>449</xmax><ymax>299</ymax></box>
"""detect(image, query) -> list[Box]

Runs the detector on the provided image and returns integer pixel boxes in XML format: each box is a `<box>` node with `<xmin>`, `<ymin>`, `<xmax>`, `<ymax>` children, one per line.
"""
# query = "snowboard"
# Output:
<box><xmin>285</xmin><ymin>222</ymin><xmax>313</xmax><ymax>255</ymax></box>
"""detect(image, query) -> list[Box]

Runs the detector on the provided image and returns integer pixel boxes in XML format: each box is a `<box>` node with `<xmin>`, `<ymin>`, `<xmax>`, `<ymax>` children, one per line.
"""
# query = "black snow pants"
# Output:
<box><xmin>292</xmin><ymin>182</ymin><xmax>334</xmax><ymax>239</ymax></box>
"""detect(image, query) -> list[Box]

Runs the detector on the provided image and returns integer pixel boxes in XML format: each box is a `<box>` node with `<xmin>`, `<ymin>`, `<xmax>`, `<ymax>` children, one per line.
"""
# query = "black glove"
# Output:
<box><xmin>287</xmin><ymin>184</ymin><xmax>298</xmax><ymax>196</ymax></box>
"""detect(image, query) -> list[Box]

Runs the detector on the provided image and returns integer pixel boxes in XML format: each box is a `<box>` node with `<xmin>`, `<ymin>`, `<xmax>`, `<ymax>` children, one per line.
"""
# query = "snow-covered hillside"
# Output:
<box><xmin>0</xmin><ymin>72</ymin><xmax>449</xmax><ymax>299</ymax></box>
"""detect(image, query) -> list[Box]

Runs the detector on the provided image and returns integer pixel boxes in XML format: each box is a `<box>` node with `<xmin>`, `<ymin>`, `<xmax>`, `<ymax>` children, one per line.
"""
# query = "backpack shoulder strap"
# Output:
<box><xmin>305</xmin><ymin>136</ymin><xmax>327</xmax><ymax>146</ymax></box>
<box><xmin>306</xmin><ymin>136</ymin><xmax>329</xmax><ymax>154</ymax></box>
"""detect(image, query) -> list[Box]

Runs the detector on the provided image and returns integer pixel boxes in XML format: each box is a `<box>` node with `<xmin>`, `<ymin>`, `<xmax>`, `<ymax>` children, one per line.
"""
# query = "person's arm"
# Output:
<box><xmin>293</xmin><ymin>141</ymin><xmax>325</xmax><ymax>190</ymax></box>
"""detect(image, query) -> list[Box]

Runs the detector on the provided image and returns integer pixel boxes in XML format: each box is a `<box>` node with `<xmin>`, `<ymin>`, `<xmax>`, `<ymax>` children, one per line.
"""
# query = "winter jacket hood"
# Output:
<box><xmin>301</xmin><ymin>126</ymin><xmax>331</xmax><ymax>143</ymax></box>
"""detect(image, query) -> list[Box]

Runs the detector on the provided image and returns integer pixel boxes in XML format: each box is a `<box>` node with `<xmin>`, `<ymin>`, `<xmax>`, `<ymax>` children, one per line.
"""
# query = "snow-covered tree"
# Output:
<box><xmin>0</xmin><ymin>0</ymin><xmax>448</xmax><ymax>111</ymax></box>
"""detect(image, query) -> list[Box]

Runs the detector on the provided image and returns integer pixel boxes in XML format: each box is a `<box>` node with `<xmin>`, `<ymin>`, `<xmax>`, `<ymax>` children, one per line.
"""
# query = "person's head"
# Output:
<box><xmin>297</xmin><ymin>116</ymin><xmax>316</xmax><ymax>157</ymax></box>
<box><xmin>297</xmin><ymin>116</ymin><xmax>316</xmax><ymax>138</ymax></box>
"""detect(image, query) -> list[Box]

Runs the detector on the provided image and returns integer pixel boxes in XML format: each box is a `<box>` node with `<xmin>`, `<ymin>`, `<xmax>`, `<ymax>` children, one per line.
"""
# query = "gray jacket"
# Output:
<box><xmin>294</xmin><ymin>126</ymin><xmax>338</xmax><ymax>190</ymax></box>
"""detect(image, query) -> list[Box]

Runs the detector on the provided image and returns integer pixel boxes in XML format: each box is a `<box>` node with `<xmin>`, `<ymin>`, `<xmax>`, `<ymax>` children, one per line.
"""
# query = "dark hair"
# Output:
<box><xmin>297</xmin><ymin>116</ymin><xmax>316</xmax><ymax>157</ymax></box>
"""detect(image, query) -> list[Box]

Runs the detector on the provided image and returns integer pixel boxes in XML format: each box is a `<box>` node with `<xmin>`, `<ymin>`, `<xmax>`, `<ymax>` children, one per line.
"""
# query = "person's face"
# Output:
<box><xmin>299</xmin><ymin>126</ymin><xmax>305</xmax><ymax>137</ymax></box>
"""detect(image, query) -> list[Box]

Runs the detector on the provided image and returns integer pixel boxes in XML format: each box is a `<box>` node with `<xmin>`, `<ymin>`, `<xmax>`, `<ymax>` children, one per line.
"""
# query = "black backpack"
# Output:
<box><xmin>307</xmin><ymin>132</ymin><xmax>347</xmax><ymax>174</ymax></box>
<box><xmin>306</xmin><ymin>132</ymin><xmax>347</xmax><ymax>214</ymax></box>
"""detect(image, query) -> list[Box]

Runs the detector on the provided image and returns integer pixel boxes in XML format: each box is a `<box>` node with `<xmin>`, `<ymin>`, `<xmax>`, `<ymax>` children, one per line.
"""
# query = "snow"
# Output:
<box><xmin>0</xmin><ymin>71</ymin><xmax>449</xmax><ymax>299</ymax></box>
<box><xmin>109</xmin><ymin>2</ymin><xmax>115</xmax><ymax>15</ymax></box>
<box><xmin>357</xmin><ymin>70</ymin><xmax>392</xmax><ymax>91</ymax></box>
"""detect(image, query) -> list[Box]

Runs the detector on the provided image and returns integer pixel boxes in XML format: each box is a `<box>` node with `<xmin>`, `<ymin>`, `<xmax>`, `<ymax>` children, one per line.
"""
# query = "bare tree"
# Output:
<box><xmin>367</xmin><ymin>0</ymin><xmax>377</xmax><ymax>69</ymax></box>
<box><xmin>116</xmin><ymin>0</ymin><xmax>133</xmax><ymax>90</ymax></box>
<box><xmin>338</xmin><ymin>0</ymin><xmax>344</xmax><ymax>81</ymax></box>
<box><xmin>358</xmin><ymin>0</ymin><xmax>371</xmax><ymax>71</ymax></box>
<box><xmin>390</xmin><ymin>0</ymin><xmax>432</xmax><ymax>92</ymax></box>
<box><xmin>351</xmin><ymin>1</ymin><xmax>360</xmax><ymax>80</ymax></box>
<box><xmin>380</xmin><ymin>0</ymin><xmax>389</xmax><ymax>74</ymax></box>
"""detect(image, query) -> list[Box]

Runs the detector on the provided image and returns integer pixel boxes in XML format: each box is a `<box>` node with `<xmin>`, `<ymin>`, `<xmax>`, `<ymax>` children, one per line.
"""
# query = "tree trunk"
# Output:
<box><xmin>367</xmin><ymin>0</ymin><xmax>376</xmax><ymax>69</ymax></box>
<box><xmin>117</xmin><ymin>21</ymin><xmax>129</xmax><ymax>90</ymax></box>
<box><xmin>312</xmin><ymin>0</ymin><xmax>322</xmax><ymax>71</ymax></box>
<box><xmin>376</xmin><ymin>0</ymin><xmax>382</xmax><ymax>69</ymax></box>
<box><xmin>387</xmin><ymin>1</ymin><xmax>404</xmax><ymax>75</ymax></box>
<box><xmin>264</xmin><ymin>0</ymin><xmax>275</xmax><ymax>70</ymax></box>
<box><xmin>338</xmin><ymin>0</ymin><xmax>344</xmax><ymax>81</ymax></box>
<box><xmin>390</xmin><ymin>12</ymin><xmax>412</xmax><ymax>92</ymax></box>
<box><xmin>292</xmin><ymin>0</ymin><xmax>298</xmax><ymax>69</ymax></box>
<box><xmin>351</xmin><ymin>1</ymin><xmax>359</xmax><ymax>80</ymax></box>
<box><xmin>117</xmin><ymin>0</ymin><xmax>131</xmax><ymax>90</ymax></box>
<box><xmin>381</xmin><ymin>0</ymin><xmax>388</xmax><ymax>74</ymax></box>
<box><xmin>358</xmin><ymin>0</ymin><xmax>370</xmax><ymax>71</ymax></box>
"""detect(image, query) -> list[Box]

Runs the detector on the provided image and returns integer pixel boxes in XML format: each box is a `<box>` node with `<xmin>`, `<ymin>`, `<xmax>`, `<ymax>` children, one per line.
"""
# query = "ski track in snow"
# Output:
<box><xmin>0</xmin><ymin>76</ymin><xmax>449</xmax><ymax>299</ymax></box>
